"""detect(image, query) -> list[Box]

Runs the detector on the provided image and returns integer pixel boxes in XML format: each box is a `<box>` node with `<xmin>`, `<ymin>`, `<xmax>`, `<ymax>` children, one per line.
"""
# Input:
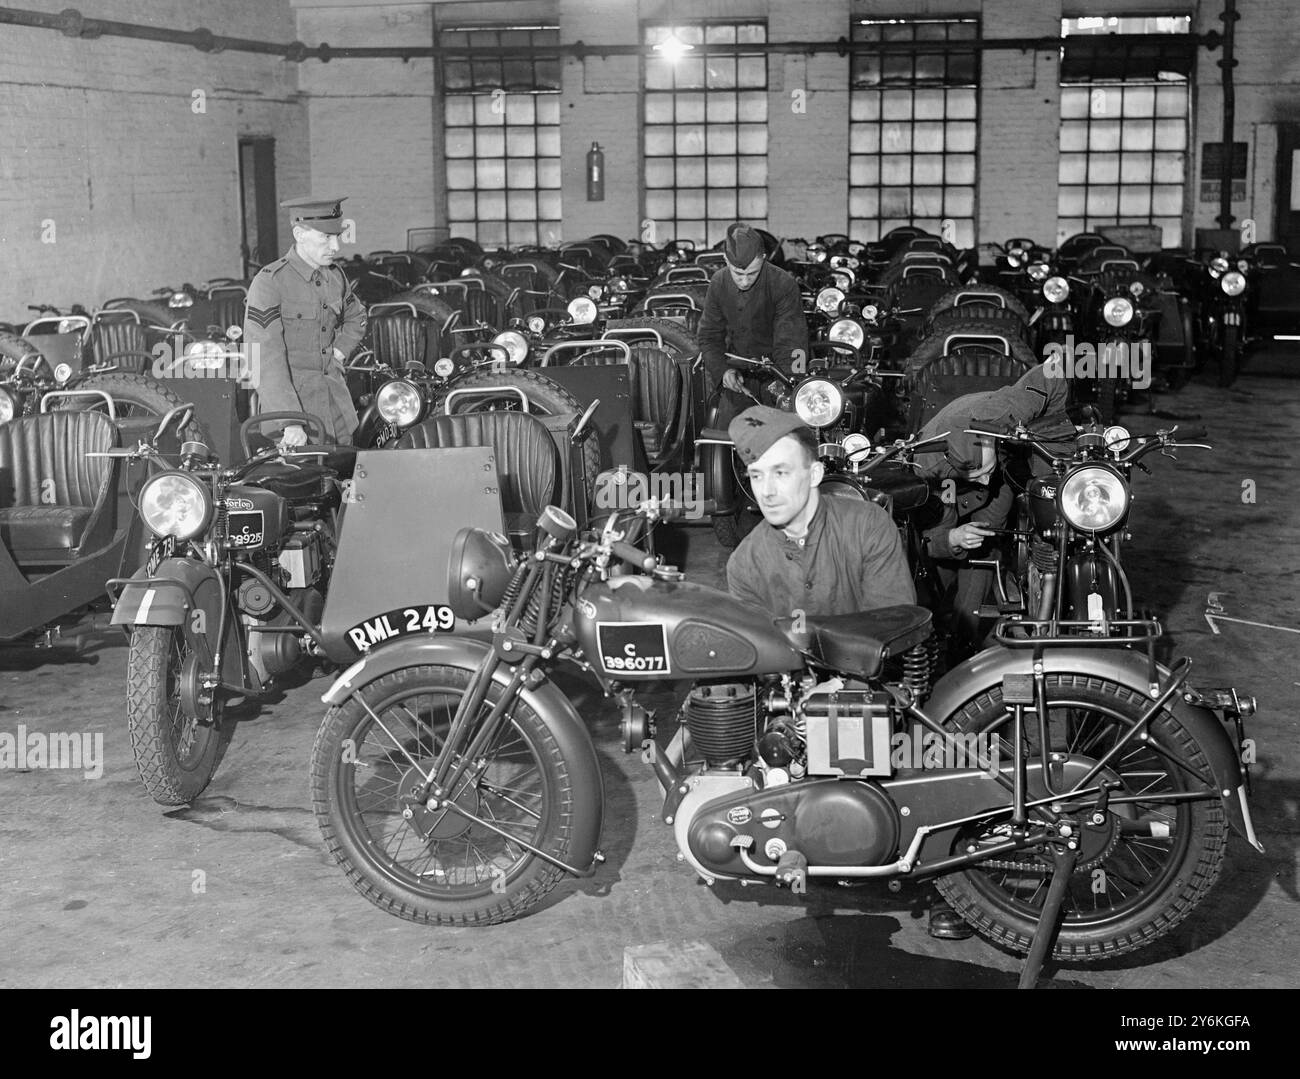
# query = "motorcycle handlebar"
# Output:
<box><xmin>611</xmin><ymin>541</ymin><xmax>656</xmax><ymax>572</ymax></box>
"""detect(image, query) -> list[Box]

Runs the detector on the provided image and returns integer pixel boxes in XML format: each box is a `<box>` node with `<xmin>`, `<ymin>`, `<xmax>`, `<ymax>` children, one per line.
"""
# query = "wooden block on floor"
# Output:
<box><xmin>622</xmin><ymin>940</ymin><xmax>746</xmax><ymax>989</ymax></box>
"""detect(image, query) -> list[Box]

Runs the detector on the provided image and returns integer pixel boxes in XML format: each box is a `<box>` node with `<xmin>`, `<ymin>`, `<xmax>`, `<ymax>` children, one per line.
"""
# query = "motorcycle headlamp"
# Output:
<box><xmin>168</xmin><ymin>291</ymin><xmax>194</xmax><ymax>310</ymax></box>
<box><xmin>1103</xmin><ymin>297</ymin><xmax>1134</xmax><ymax>327</ymax></box>
<box><xmin>794</xmin><ymin>378</ymin><xmax>845</xmax><ymax>428</ymax></box>
<box><xmin>1237</xmin><ymin>259</ymin><xmax>1251</xmax><ymax>273</ymax></box>
<box><xmin>862</xmin><ymin>303</ymin><xmax>880</xmax><ymax>322</ymax></box>
<box><xmin>1129</xmin><ymin>280</ymin><xmax>1145</xmax><ymax>298</ymax></box>
<box><xmin>1027</xmin><ymin>261</ymin><xmax>1050</xmax><ymax>281</ymax></box>
<box><xmin>0</xmin><ymin>386</ymin><xmax>18</xmax><ymax>423</ymax></box>
<box><xmin>828</xmin><ymin>318</ymin><xmax>865</xmax><ymax>351</ymax></box>
<box><xmin>1209</xmin><ymin>255</ymin><xmax>1230</xmax><ymax>277</ymax></box>
<box><xmin>526</xmin><ymin>314</ymin><xmax>547</xmax><ymax>335</ymax></box>
<box><xmin>376</xmin><ymin>379</ymin><xmax>424</xmax><ymax>428</ymax></box>
<box><xmin>612</xmin><ymin>276</ymin><xmax>631</xmax><ymax>293</ymax></box>
<box><xmin>831</xmin><ymin>269</ymin><xmax>854</xmax><ymax>291</ymax></box>
<box><xmin>433</xmin><ymin>357</ymin><xmax>456</xmax><ymax>378</ymax></box>
<box><xmin>1043</xmin><ymin>276</ymin><xmax>1070</xmax><ymax>304</ymax></box>
<box><xmin>446</xmin><ymin>527</ymin><xmax>518</xmax><ymax>620</ymax></box>
<box><xmin>816</xmin><ymin>287</ymin><xmax>845</xmax><ymax>315</ymax></box>
<box><xmin>587</xmin><ymin>284</ymin><xmax>604</xmax><ymax>301</ymax></box>
<box><xmin>1221</xmin><ymin>271</ymin><xmax>1246</xmax><ymax>296</ymax></box>
<box><xmin>139</xmin><ymin>471</ymin><xmax>213</xmax><ymax>541</ymax></box>
<box><xmin>185</xmin><ymin>340</ymin><xmax>226</xmax><ymax>369</ymax></box>
<box><xmin>1103</xmin><ymin>425</ymin><xmax>1132</xmax><ymax>454</ymax></box>
<box><xmin>57</xmin><ymin>318</ymin><xmax>79</xmax><ymax>335</ymax></box>
<box><xmin>830</xmin><ymin>255</ymin><xmax>860</xmax><ymax>271</ymax></box>
<box><xmin>1007</xmin><ymin>247</ymin><xmax>1026</xmax><ymax>268</ymax></box>
<box><xmin>567</xmin><ymin>297</ymin><xmax>598</xmax><ymax>325</ymax></box>
<box><xmin>847</xmin><ymin>242</ymin><xmax>866</xmax><ymax>257</ymax></box>
<box><xmin>1059</xmin><ymin>465</ymin><xmax>1129</xmax><ymax>534</ymax></box>
<box><xmin>53</xmin><ymin>363</ymin><xmax>74</xmax><ymax>384</ymax></box>
<box><xmin>492</xmin><ymin>330</ymin><xmax>529</xmax><ymax>365</ymax></box>
<box><xmin>808</xmin><ymin>244</ymin><xmax>828</xmax><ymax>263</ymax></box>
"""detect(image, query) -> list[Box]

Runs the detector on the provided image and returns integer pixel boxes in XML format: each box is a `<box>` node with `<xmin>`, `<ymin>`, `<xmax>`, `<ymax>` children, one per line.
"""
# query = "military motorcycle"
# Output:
<box><xmin>107</xmin><ymin>412</ymin><xmax>350</xmax><ymax>805</ymax></box>
<box><xmin>310</xmin><ymin>497</ymin><xmax>1260</xmax><ymax>981</ymax></box>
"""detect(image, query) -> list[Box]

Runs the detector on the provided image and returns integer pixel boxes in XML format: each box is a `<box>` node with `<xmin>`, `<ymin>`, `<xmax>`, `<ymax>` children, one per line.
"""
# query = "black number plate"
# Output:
<box><xmin>345</xmin><ymin>605</ymin><xmax>457</xmax><ymax>653</ymax></box>
<box><xmin>227</xmin><ymin>510</ymin><xmax>265</xmax><ymax>549</ymax></box>
<box><xmin>597</xmin><ymin>622</ymin><xmax>670</xmax><ymax>674</ymax></box>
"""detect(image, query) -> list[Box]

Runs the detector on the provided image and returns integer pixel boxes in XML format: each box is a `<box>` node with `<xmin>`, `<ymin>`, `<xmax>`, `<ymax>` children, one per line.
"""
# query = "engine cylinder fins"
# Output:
<box><xmin>1030</xmin><ymin>536</ymin><xmax>1058</xmax><ymax>572</ymax></box>
<box><xmin>684</xmin><ymin>682</ymin><xmax>757</xmax><ymax>767</ymax></box>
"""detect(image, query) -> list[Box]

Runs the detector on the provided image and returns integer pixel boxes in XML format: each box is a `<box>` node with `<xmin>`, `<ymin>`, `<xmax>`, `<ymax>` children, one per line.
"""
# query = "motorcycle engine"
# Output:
<box><xmin>673</xmin><ymin>680</ymin><xmax>900</xmax><ymax>882</ymax></box>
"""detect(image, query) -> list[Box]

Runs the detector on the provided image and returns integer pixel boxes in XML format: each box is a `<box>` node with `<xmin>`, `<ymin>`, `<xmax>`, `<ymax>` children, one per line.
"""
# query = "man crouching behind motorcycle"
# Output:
<box><xmin>913</xmin><ymin>365</ymin><xmax>1073</xmax><ymax>660</ymax></box>
<box><xmin>723</xmin><ymin>404</ymin><xmax>975</xmax><ymax>939</ymax></box>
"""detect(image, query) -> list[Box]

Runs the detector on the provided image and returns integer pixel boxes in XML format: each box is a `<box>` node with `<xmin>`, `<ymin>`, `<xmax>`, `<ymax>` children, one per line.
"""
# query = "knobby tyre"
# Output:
<box><xmin>310</xmin><ymin>664</ymin><xmax>578</xmax><ymax>926</ymax></box>
<box><xmin>126</xmin><ymin>626</ymin><xmax>229</xmax><ymax>805</ymax></box>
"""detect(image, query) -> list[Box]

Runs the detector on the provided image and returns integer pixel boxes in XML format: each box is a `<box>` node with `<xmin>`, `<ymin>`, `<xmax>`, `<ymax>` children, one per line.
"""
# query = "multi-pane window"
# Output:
<box><xmin>442</xmin><ymin>25</ymin><xmax>562</xmax><ymax>247</ymax></box>
<box><xmin>1058</xmin><ymin>16</ymin><xmax>1193</xmax><ymax>247</ymax></box>
<box><xmin>643</xmin><ymin>22</ymin><xmax>768</xmax><ymax>247</ymax></box>
<box><xmin>849</xmin><ymin>18</ymin><xmax>979</xmax><ymax>247</ymax></box>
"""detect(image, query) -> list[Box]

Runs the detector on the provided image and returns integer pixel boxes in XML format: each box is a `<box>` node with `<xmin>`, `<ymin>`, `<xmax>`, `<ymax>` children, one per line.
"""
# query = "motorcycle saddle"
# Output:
<box><xmin>863</xmin><ymin>462</ymin><xmax>930</xmax><ymax>513</ymax></box>
<box><xmin>783</xmin><ymin>604</ymin><xmax>933</xmax><ymax>680</ymax></box>
<box><xmin>244</xmin><ymin>462</ymin><xmax>334</xmax><ymax>501</ymax></box>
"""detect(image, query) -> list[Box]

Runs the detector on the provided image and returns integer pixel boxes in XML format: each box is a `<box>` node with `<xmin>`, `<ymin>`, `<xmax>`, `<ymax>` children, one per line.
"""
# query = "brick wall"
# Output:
<box><xmin>0</xmin><ymin>0</ymin><xmax>306</xmax><ymax>317</ymax></box>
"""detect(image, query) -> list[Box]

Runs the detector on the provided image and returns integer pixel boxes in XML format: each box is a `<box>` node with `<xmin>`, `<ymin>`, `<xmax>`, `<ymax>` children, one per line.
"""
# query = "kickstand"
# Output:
<box><xmin>1017</xmin><ymin>846</ymin><xmax>1078</xmax><ymax>990</ymax></box>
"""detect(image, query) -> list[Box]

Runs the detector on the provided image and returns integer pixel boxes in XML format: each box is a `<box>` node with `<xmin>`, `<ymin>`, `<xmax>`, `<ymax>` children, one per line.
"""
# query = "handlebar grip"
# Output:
<box><xmin>611</xmin><ymin>541</ymin><xmax>655</xmax><ymax>572</ymax></box>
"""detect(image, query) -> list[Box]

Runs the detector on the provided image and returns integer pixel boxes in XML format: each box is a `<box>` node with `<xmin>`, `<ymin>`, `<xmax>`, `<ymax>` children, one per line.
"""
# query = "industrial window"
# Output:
<box><xmin>643</xmin><ymin>21</ymin><xmax>768</xmax><ymax>248</ymax></box>
<box><xmin>1058</xmin><ymin>15</ymin><xmax>1193</xmax><ymax>248</ymax></box>
<box><xmin>442</xmin><ymin>24</ymin><xmax>562</xmax><ymax>248</ymax></box>
<box><xmin>849</xmin><ymin>17</ymin><xmax>979</xmax><ymax>247</ymax></box>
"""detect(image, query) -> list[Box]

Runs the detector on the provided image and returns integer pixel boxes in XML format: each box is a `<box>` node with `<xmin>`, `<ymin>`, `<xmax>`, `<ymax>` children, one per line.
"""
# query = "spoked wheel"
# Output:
<box><xmin>126</xmin><ymin>626</ymin><xmax>229</xmax><ymax>805</ymax></box>
<box><xmin>311</xmin><ymin>665</ymin><xmax>578</xmax><ymax>926</ymax></box>
<box><xmin>52</xmin><ymin>372</ymin><xmax>211</xmax><ymax>443</ymax></box>
<box><xmin>936</xmin><ymin>674</ymin><xmax>1227</xmax><ymax>961</ymax></box>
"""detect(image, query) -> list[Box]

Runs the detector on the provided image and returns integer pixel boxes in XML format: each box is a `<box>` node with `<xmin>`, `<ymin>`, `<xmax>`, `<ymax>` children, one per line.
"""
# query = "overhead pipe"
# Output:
<box><xmin>1217</xmin><ymin>0</ymin><xmax>1240</xmax><ymax>230</ymax></box>
<box><xmin>0</xmin><ymin>6</ymin><xmax>1224</xmax><ymax>63</ymax></box>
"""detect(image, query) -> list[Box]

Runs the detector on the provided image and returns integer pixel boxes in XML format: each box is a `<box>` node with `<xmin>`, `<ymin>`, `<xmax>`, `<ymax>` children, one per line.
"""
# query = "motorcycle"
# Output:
<box><xmin>310</xmin><ymin>497</ymin><xmax>1260</xmax><ymax>983</ymax></box>
<box><xmin>1195</xmin><ymin>250</ymin><xmax>1251</xmax><ymax>387</ymax></box>
<box><xmin>975</xmin><ymin>417</ymin><xmax>1210</xmax><ymax>635</ymax></box>
<box><xmin>107</xmin><ymin>412</ymin><xmax>351</xmax><ymax>805</ymax></box>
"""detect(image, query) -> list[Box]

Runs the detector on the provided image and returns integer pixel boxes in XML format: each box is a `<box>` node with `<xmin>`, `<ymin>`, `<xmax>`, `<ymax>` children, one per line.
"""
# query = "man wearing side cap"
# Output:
<box><xmin>242</xmin><ymin>195</ymin><xmax>367</xmax><ymax>446</ymax></box>
<box><xmin>724</xmin><ymin>403</ymin><xmax>973</xmax><ymax>941</ymax></box>
<box><xmin>698</xmin><ymin>223</ymin><xmax>807</xmax><ymax>423</ymax></box>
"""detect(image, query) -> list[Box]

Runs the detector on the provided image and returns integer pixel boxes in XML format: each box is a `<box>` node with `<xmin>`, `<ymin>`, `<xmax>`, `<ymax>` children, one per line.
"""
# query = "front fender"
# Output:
<box><xmin>322</xmin><ymin>633</ymin><xmax>605</xmax><ymax>872</ymax></box>
<box><xmin>923</xmin><ymin>644</ymin><xmax>1261</xmax><ymax>851</ymax></box>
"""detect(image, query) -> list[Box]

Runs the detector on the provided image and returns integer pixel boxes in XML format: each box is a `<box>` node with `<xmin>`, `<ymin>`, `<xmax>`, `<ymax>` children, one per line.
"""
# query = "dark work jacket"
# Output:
<box><xmin>697</xmin><ymin>262</ymin><xmax>808</xmax><ymax>392</ymax></box>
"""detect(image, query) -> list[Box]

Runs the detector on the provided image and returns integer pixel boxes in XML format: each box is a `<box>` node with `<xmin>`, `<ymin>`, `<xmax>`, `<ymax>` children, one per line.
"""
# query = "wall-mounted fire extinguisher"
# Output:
<box><xmin>586</xmin><ymin>141</ymin><xmax>605</xmax><ymax>202</ymax></box>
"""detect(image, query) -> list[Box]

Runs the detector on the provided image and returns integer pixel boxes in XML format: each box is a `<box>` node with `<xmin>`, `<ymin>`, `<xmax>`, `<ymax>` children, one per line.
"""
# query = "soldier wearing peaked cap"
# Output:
<box><xmin>242</xmin><ymin>196</ymin><xmax>367</xmax><ymax>446</ymax></box>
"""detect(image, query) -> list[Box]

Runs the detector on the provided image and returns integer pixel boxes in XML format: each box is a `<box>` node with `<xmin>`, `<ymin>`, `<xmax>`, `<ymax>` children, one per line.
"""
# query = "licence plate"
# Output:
<box><xmin>345</xmin><ymin>604</ymin><xmax>456</xmax><ymax>653</ymax></box>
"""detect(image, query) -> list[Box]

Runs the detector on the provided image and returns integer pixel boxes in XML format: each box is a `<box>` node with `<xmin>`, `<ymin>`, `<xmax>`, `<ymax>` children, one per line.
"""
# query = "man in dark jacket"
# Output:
<box><xmin>243</xmin><ymin>195</ymin><xmax>367</xmax><ymax>446</ymax></box>
<box><xmin>697</xmin><ymin>224</ymin><xmax>808</xmax><ymax>417</ymax></box>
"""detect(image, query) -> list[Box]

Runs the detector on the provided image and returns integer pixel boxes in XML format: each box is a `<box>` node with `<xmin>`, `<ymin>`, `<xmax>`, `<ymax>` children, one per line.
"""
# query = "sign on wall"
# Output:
<box><xmin>1200</xmin><ymin>141</ymin><xmax>1248</xmax><ymax>204</ymax></box>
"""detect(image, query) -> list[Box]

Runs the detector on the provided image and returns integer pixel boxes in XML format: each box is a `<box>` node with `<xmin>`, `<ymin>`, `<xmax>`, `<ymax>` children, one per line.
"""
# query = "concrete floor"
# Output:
<box><xmin>1</xmin><ymin>357</ymin><xmax>1297</xmax><ymax>989</ymax></box>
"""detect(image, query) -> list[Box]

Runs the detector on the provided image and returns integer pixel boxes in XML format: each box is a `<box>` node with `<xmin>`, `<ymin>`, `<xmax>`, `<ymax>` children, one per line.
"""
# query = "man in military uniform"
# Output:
<box><xmin>243</xmin><ymin>195</ymin><xmax>367</xmax><ymax>446</ymax></box>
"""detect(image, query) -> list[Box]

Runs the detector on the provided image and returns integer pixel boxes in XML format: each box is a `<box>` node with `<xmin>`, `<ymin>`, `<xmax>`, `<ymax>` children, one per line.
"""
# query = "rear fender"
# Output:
<box><xmin>322</xmin><ymin>633</ymin><xmax>605</xmax><ymax>871</ymax></box>
<box><xmin>923</xmin><ymin>645</ymin><xmax>1261</xmax><ymax>850</ymax></box>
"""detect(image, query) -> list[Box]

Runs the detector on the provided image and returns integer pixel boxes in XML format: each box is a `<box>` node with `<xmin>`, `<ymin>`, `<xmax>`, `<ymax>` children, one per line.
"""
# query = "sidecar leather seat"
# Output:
<box><xmin>908</xmin><ymin>347</ymin><xmax>1035</xmax><ymax>432</ymax></box>
<box><xmin>573</xmin><ymin>345</ymin><xmax>681</xmax><ymax>463</ymax></box>
<box><xmin>89</xmin><ymin>311</ymin><xmax>150</xmax><ymax>373</ymax></box>
<box><xmin>0</xmin><ymin>410</ymin><xmax>118</xmax><ymax>565</ymax></box>
<box><xmin>395</xmin><ymin>411</ymin><xmax>559</xmax><ymax>546</ymax></box>
<box><xmin>779</xmin><ymin>604</ymin><xmax>933</xmax><ymax>680</ymax></box>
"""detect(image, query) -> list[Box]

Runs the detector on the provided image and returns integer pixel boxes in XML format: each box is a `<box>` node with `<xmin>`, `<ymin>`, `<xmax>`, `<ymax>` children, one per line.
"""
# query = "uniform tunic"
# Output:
<box><xmin>726</xmin><ymin>495</ymin><xmax>916</xmax><ymax>619</ymax></box>
<box><xmin>698</xmin><ymin>262</ymin><xmax>808</xmax><ymax>392</ymax></box>
<box><xmin>243</xmin><ymin>247</ymin><xmax>367</xmax><ymax>444</ymax></box>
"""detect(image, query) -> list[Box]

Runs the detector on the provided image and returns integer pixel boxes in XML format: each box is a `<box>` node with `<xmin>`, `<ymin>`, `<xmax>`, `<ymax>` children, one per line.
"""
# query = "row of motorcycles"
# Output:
<box><xmin>0</xmin><ymin>224</ymin><xmax>1266</xmax><ymax>986</ymax></box>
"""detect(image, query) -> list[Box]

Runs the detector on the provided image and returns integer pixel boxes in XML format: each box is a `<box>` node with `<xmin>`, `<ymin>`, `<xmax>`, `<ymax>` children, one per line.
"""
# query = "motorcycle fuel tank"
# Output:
<box><xmin>573</xmin><ymin>578</ymin><xmax>802</xmax><ymax>680</ymax></box>
<box><xmin>1026</xmin><ymin>475</ymin><xmax>1059</xmax><ymax>534</ymax></box>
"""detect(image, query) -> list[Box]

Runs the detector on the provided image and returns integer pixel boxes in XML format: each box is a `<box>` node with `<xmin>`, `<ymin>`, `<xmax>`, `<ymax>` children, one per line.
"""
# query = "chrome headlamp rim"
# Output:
<box><xmin>138</xmin><ymin>471</ymin><xmax>214</xmax><ymax>541</ymax></box>
<box><xmin>1058</xmin><ymin>463</ymin><xmax>1129</xmax><ymax>534</ymax></box>
<box><xmin>185</xmin><ymin>340</ymin><xmax>226</xmax><ymax>369</ymax></box>
<box><xmin>433</xmin><ymin>357</ymin><xmax>456</xmax><ymax>378</ymax></box>
<box><xmin>492</xmin><ymin>329</ymin><xmax>529</xmax><ymax>365</ymax></box>
<box><xmin>1027</xmin><ymin>261</ymin><xmax>1050</xmax><ymax>281</ymax></box>
<box><xmin>1221</xmin><ymin>271</ymin><xmax>1246</xmax><ymax>296</ymax></box>
<box><xmin>376</xmin><ymin>378</ymin><xmax>424</xmax><ymax>427</ymax></box>
<box><xmin>816</xmin><ymin>286</ymin><xmax>846</xmax><ymax>315</ymax></box>
<box><xmin>828</xmin><ymin>318</ymin><xmax>865</xmax><ymax>351</ymax></box>
<box><xmin>567</xmin><ymin>296</ymin><xmax>598</xmax><ymax>325</ymax></box>
<box><xmin>793</xmin><ymin>377</ymin><xmax>845</xmax><ymax>428</ymax></box>
<box><xmin>1043</xmin><ymin>276</ymin><xmax>1070</xmax><ymax>303</ymax></box>
<box><xmin>0</xmin><ymin>385</ymin><xmax>18</xmax><ymax>423</ymax></box>
<box><xmin>1103</xmin><ymin>296</ymin><xmax>1134</xmax><ymax>327</ymax></box>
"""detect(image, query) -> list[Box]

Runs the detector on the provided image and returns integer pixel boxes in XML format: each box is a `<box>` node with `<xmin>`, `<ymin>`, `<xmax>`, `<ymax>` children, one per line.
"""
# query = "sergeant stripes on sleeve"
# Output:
<box><xmin>246</xmin><ymin>304</ymin><xmax>281</xmax><ymax>328</ymax></box>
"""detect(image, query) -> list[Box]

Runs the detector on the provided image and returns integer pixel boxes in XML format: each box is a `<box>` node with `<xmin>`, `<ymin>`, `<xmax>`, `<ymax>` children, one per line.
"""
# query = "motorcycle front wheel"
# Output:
<box><xmin>1217</xmin><ymin>325</ymin><xmax>1240</xmax><ymax>387</ymax></box>
<box><xmin>935</xmin><ymin>674</ymin><xmax>1227</xmax><ymax>961</ymax></box>
<box><xmin>126</xmin><ymin>626</ymin><xmax>229</xmax><ymax>805</ymax></box>
<box><xmin>311</xmin><ymin>664</ymin><xmax>578</xmax><ymax>926</ymax></box>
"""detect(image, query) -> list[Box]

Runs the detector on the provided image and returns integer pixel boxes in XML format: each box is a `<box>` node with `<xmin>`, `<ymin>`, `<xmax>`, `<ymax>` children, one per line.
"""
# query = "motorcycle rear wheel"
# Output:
<box><xmin>126</xmin><ymin>626</ymin><xmax>229</xmax><ymax>805</ymax></box>
<box><xmin>311</xmin><ymin>665</ymin><xmax>577</xmax><ymax>926</ymax></box>
<box><xmin>935</xmin><ymin>674</ymin><xmax>1227</xmax><ymax>961</ymax></box>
